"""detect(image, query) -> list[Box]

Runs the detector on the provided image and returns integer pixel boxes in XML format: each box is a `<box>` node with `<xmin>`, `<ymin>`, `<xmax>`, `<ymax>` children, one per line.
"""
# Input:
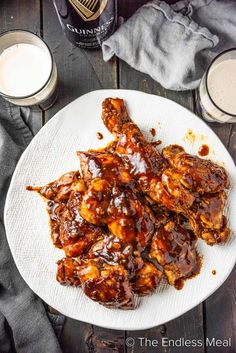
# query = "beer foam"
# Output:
<box><xmin>0</xmin><ymin>43</ymin><xmax>51</xmax><ymax>97</ymax></box>
<box><xmin>208</xmin><ymin>59</ymin><xmax>236</xmax><ymax>115</ymax></box>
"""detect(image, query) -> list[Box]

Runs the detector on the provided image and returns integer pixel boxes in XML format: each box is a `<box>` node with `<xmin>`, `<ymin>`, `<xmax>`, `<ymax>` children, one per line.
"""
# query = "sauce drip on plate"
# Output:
<box><xmin>151</xmin><ymin>140</ymin><xmax>161</xmax><ymax>147</ymax></box>
<box><xmin>198</xmin><ymin>144</ymin><xmax>209</xmax><ymax>157</ymax></box>
<box><xmin>150</xmin><ymin>128</ymin><xmax>156</xmax><ymax>137</ymax></box>
<box><xmin>97</xmin><ymin>132</ymin><xmax>104</xmax><ymax>140</ymax></box>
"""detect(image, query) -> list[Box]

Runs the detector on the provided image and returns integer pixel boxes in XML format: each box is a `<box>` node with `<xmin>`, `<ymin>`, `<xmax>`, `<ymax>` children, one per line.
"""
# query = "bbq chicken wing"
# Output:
<box><xmin>27</xmin><ymin>171</ymin><xmax>85</xmax><ymax>202</ymax></box>
<box><xmin>102</xmin><ymin>98</ymin><xmax>168</xmax><ymax>189</ymax></box>
<box><xmin>57</xmin><ymin>190</ymin><xmax>104</xmax><ymax>257</ymax></box>
<box><xmin>27</xmin><ymin>172</ymin><xmax>104</xmax><ymax>257</ymax></box>
<box><xmin>102</xmin><ymin>97</ymin><xmax>132</xmax><ymax>136</ymax></box>
<box><xmin>57</xmin><ymin>257</ymin><xmax>81</xmax><ymax>286</ymax></box>
<box><xmin>102</xmin><ymin>98</ymin><xmax>196</xmax><ymax>216</ymax></box>
<box><xmin>163</xmin><ymin>145</ymin><xmax>229</xmax><ymax>193</ymax></box>
<box><xmin>102</xmin><ymin>99</ymin><xmax>196</xmax><ymax>221</ymax></box>
<box><xmin>80</xmin><ymin>179</ymin><xmax>155</xmax><ymax>251</ymax></box>
<box><xmin>77</xmin><ymin>151</ymin><xmax>133</xmax><ymax>185</ymax></box>
<box><xmin>77</xmin><ymin>258</ymin><xmax>135</xmax><ymax>309</ymax></box>
<box><xmin>149</xmin><ymin>169</ymin><xmax>195</xmax><ymax>213</ymax></box>
<box><xmin>57</xmin><ymin>256</ymin><xmax>135</xmax><ymax>309</ymax></box>
<box><xmin>86</xmin><ymin>233</ymin><xmax>144</xmax><ymax>277</ymax></box>
<box><xmin>186</xmin><ymin>192</ymin><xmax>230</xmax><ymax>245</ymax></box>
<box><xmin>150</xmin><ymin>221</ymin><xmax>200</xmax><ymax>289</ymax></box>
<box><xmin>131</xmin><ymin>261</ymin><xmax>162</xmax><ymax>296</ymax></box>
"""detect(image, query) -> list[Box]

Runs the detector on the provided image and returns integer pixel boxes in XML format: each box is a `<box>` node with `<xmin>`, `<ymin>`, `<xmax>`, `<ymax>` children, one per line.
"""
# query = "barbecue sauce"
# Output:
<box><xmin>198</xmin><ymin>144</ymin><xmax>209</xmax><ymax>157</ymax></box>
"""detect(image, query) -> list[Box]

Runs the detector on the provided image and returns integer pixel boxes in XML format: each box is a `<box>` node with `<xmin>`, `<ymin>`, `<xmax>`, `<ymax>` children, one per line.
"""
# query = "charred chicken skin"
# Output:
<box><xmin>27</xmin><ymin>97</ymin><xmax>230</xmax><ymax>310</ymax></box>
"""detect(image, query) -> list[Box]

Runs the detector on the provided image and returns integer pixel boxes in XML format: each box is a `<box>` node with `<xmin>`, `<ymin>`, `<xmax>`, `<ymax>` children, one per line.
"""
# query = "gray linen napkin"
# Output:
<box><xmin>0</xmin><ymin>103</ymin><xmax>64</xmax><ymax>353</ymax></box>
<box><xmin>102</xmin><ymin>0</ymin><xmax>236</xmax><ymax>91</ymax></box>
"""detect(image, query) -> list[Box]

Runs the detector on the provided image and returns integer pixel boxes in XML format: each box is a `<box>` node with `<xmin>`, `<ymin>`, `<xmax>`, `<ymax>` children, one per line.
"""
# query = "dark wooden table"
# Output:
<box><xmin>1</xmin><ymin>1</ymin><xmax>235</xmax><ymax>352</ymax></box>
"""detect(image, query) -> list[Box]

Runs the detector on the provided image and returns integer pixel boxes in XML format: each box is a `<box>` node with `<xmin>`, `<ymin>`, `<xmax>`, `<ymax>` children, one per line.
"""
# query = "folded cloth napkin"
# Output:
<box><xmin>102</xmin><ymin>0</ymin><xmax>236</xmax><ymax>91</ymax></box>
<box><xmin>0</xmin><ymin>103</ymin><xmax>64</xmax><ymax>353</ymax></box>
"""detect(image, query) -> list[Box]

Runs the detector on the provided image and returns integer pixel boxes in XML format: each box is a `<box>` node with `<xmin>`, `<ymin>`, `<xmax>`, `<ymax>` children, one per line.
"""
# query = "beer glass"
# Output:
<box><xmin>197</xmin><ymin>48</ymin><xmax>236</xmax><ymax>123</ymax></box>
<box><xmin>0</xmin><ymin>30</ymin><xmax>58</xmax><ymax>110</ymax></box>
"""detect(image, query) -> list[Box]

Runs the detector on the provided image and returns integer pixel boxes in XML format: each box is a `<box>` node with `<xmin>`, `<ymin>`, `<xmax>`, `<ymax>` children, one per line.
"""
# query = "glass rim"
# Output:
<box><xmin>0</xmin><ymin>29</ymin><xmax>54</xmax><ymax>100</ymax></box>
<box><xmin>206</xmin><ymin>47</ymin><xmax>236</xmax><ymax>118</ymax></box>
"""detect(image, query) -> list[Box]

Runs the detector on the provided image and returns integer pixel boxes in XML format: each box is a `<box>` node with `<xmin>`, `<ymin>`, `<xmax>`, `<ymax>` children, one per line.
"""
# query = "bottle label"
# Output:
<box><xmin>69</xmin><ymin>0</ymin><xmax>108</xmax><ymax>21</ymax></box>
<box><xmin>53</xmin><ymin>0</ymin><xmax>116</xmax><ymax>48</ymax></box>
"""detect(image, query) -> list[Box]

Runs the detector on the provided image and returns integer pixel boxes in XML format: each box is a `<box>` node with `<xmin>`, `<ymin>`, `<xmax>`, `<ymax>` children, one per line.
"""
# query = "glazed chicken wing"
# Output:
<box><xmin>77</xmin><ymin>258</ymin><xmax>135</xmax><ymax>309</ymax></box>
<box><xmin>77</xmin><ymin>151</ymin><xmax>133</xmax><ymax>185</ymax></box>
<box><xmin>27</xmin><ymin>172</ymin><xmax>103</xmax><ymax>257</ymax></box>
<box><xmin>86</xmin><ymin>234</ymin><xmax>144</xmax><ymax>276</ymax></box>
<box><xmin>150</xmin><ymin>221</ymin><xmax>200</xmax><ymax>289</ymax></box>
<box><xmin>80</xmin><ymin>179</ymin><xmax>155</xmax><ymax>251</ymax></box>
<box><xmin>27</xmin><ymin>171</ymin><xmax>85</xmax><ymax>202</ymax></box>
<box><xmin>131</xmin><ymin>261</ymin><xmax>162</xmax><ymax>296</ymax></box>
<box><xmin>57</xmin><ymin>190</ymin><xmax>104</xmax><ymax>257</ymax></box>
<box><xmin>149</xmin><ymin>169</ymin><xmax>195</xmax><ymax>213</ymax></box>
<box><xmin>102</xmin><ymin>98</ymin><xmax>168</xmax><ymax>189</ymax></box>
<box><xmin>163</xmin><ymin>145</ymin><xmax>229</xmax><ymax>193</ymax></box>
<box><xmin>57</xmin><ymin>256</ymin><xmax>135</xmax><ymax>309</ymax></box>
<box><xmin>102</xmin><ymin>99</ymin><xmax>197</xmax><ymax>230</ymax></box>
<box><xmin>57</xmin><ymin>257</ymin><xmax>81</xmax><ymax>286</ymax></box>
<box><xmin>102</xmin><ymin>98</ymin><xmax>195</xmax><ymax>216</ymax></box>
<box><xmin>186</xmin><ymin>192</ymin><xmax>230</xmax><ymax>245</ymax></box>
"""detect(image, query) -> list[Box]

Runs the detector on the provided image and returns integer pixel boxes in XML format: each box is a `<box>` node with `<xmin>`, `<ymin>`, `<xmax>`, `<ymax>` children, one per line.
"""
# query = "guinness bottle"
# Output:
<box><xmin>53</xmin><ymin>0</ymin><xmax>117</xmax><ymax>49</ymax></box>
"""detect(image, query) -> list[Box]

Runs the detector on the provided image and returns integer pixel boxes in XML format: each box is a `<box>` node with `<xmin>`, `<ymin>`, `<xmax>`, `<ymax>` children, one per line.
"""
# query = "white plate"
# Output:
<box><xmin>4</xmin><ymin>90</ymin><xmax>236</xmax><ymax>330</ymax></box>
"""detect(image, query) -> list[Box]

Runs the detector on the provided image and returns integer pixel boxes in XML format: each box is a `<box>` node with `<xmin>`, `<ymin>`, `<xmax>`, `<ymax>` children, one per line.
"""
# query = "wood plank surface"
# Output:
<box><xmin>0</xmin><ymin>0</ymin><xmax>41</xmax><ymax>34</ymax></box>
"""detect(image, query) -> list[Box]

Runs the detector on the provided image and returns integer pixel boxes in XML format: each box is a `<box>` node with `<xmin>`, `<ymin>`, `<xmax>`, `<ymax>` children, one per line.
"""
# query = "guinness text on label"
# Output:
<box><xmin>66</xmin><ymin>17</ymin><xmax>114</xmax><ymax>36</ymax></box>
<box><xmin>53</xmin><ymin>0</ymin><xmax>116</xmax><ymax>49</ymax></box>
